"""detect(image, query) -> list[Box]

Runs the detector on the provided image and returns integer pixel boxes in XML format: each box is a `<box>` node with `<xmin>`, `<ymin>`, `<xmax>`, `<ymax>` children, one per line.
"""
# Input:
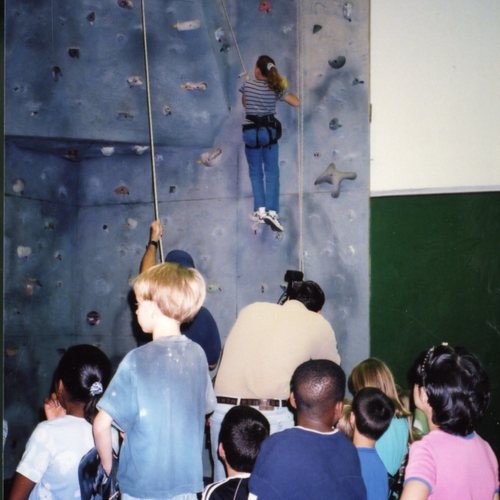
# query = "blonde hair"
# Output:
<box><xmin>133</xmin><ymin>262</ymin><xmax>206</xmax><ymax>324</ymax></box>
<box><xmin>256</xmin><ymin>55</ymin><xmax>288</xmax><ymax>96</ymax></box>
<box><xmin>348</xmin><ymin>358</ymin><xmax>411</xmax><ymax>418</ymax></box>
<box><xmin>335</xmin><ymin>399</ymin><xmax>354</xmax><ymax>439</ymax></box>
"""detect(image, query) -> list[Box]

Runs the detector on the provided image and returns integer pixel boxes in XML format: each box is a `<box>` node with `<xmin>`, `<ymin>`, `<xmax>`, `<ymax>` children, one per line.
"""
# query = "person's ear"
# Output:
<box><xmin>349</xmin><ymin>411</ymin><xmax>356</xmax><ymax>427</ymax></box>
<box><xmin>218</xmin><ymin>442</ymin><xmax>226</xmax><ymax>461</ymax></box>
<box><xmin>333</xmin><ymin>400</ymin><xmax>344</xmax><ymax>422</ymax></box>
<box><xmin>289</xmin><ymin>392</ymin><xmax>297</xmax><ymax>410</ymax></box>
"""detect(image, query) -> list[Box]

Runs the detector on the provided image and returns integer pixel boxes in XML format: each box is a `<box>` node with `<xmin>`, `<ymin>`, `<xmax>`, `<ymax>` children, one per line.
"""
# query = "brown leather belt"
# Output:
<box><xmin>216</xmin><ymin>396</ymin><xmax>289</xmax><ymax>411</ymax></box>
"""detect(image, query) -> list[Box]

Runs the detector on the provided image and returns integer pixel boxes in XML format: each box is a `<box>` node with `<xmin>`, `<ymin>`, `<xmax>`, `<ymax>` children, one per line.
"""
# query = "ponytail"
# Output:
<box><xmin>256</xmin><ymin>55</ymin><xmax>288</xmax><ymax>96</ymax></box>
<box><xmin>55</xmin><ymin>344</ymin><xmax>112</xmax><ymax>424</ymax></box>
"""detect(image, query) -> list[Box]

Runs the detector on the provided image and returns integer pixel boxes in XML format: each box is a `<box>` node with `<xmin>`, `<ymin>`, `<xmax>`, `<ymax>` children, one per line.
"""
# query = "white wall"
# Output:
<box><xmin>370</xmin><ymin>1</ymin><xmax>500</xmax><ymax>195</ymax></box>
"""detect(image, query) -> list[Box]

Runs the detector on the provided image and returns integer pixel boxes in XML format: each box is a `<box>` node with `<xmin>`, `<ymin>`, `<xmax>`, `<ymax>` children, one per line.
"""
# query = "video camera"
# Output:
<box><xmin>277</xmin><ymin>269</ymin><xmax>304</xmax><ymax>305</ymax></box>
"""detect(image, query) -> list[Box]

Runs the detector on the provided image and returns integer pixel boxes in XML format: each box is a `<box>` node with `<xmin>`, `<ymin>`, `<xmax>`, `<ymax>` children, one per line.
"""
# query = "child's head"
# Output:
<box><xmin>348</xmin><ymin>358</ymin><xmax>409</xmax><ymax>418</ymax></box>
<box><xmin>255</xmin><ymin>54</ymin><xmax>287</xmax><ymax>95</ymax></box>
<box><xmin>351</xmin><ymin>387</ymin><xmax>395</xmax><ymax>441</ymax></box>
<box><xmin>291</xmin><ymin>359</ymin><xmax>346</xmax><ymax>423</ymax></box>
<box><xmin>54</xmin><ymin>344</ymin><xmax>112</xmax><ymax>423</ymax></box>
<box><xmin>409</xmin><ymin>344</ymin><xmax>490</xmax><ymax>436</ymax></box>
<box><xmin>133</xmin><ymin>262</ymin><xmax>206</xmax><ymax>324</ymax></box>
<box><xmin>218</xmin><ymin>405</ymin><xmax>270</xmax><ymax>473</ymax></box>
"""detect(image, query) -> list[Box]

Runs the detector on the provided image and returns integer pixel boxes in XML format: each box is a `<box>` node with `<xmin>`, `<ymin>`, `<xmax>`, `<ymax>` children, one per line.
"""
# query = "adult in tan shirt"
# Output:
<box><xmin>210</xmin><ymin>281</ymin><xmax>340</xmax><ymax>480</ymax></box>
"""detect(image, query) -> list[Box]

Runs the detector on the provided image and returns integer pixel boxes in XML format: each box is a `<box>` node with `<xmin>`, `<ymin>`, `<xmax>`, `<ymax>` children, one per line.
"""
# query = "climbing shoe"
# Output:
<box><xmin>262</xmin><ymin>211</ymin><xmax>284</xmax><ymax>232</ymax></box>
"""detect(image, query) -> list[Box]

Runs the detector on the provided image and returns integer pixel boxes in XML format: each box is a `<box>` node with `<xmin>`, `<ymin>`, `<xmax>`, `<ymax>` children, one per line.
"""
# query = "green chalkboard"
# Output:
<box><xmin>370</xmin><ymin>192</ymin><xmax>500</xmax><ymax>459</ymax></box>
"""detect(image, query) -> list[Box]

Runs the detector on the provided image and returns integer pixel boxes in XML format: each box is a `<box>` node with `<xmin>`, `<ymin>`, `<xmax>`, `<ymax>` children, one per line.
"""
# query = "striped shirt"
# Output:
<box><xmin>240</xmin><ymin>79</ymin><xmax>287</xmax><ymax>123</ymax></box>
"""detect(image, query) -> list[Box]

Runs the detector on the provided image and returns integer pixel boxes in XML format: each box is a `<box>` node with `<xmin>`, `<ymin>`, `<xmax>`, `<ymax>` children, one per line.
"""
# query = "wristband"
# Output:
<box><xmin>148</xmin><ymin>240</ymin><xmax>159</xmax><ymax>249</ymax></box>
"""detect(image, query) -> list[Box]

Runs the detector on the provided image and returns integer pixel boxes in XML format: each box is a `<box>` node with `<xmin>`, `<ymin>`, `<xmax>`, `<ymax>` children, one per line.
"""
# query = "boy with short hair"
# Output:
<box><xmin>202</xmin><ymin>406</ymin><xmax>270</xmax><ymax>499</ymax></box>
<box><xmin>248</xmin><ymin>359</ymin><xmax>366</xmax><ymax>500</ymax></box>
<box><xmin>93</xmin><ymin>262</ymin><xmax>216</xmax><ymax>500</ymax></box>
<box><xmin>351</xmin><ymin>387</ymin><xmax>395</xmax><ymax>500</ymax></box>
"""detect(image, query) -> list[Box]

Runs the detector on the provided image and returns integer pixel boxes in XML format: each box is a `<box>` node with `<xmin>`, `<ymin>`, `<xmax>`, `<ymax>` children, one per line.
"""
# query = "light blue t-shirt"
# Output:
<box><xmin>357</xmin><ymin>447</ymin><xmax>389</xmax><ymax>500</ymax></box>
<box><xmin>375</xmin><ymin>417</ymin><xmax>409</xmax><ymax>475</ymax></box>
<box><xmin>98</xmin><ymin>336</ymin><xmax>216</xmax><ymax>498</ymax></box>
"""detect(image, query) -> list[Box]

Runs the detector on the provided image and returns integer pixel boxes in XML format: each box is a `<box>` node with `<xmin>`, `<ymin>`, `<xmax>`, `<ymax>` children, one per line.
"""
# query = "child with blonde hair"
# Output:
<box><xmin>349</xmin><ymin>358</ymin><xmax>411</xmax><ymax>476</ymax></box>
<box><xmin>93</xmin><ymin>262</ymin><xmax>216</xmax><ymax>500</ymax></box>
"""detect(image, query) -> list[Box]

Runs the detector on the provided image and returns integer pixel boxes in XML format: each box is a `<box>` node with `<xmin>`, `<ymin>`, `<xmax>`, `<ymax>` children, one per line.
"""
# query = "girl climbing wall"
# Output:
<box><xmin>240</xmin><ymin>55</ymin><xmax>300</xmax><ymax>232</ymax></box>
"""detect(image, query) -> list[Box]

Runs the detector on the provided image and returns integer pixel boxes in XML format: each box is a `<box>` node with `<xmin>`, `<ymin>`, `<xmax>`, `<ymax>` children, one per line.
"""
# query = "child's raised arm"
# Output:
<box><xmin>8</xmin><ymin>473</ymin><xmax>36</xmax><ymax>500</ymax></box>
<box><xmin>93</xmin><ymin>409</ymin><xmax>114</xmax><ymax>475</ymax></box>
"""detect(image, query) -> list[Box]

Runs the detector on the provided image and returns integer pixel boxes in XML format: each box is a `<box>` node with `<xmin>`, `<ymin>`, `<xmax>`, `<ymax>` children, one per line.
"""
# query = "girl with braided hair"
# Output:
<box><xmin>240</xmin><ymin>55</ymin><xmax>300</xmax><ymax>232</ymax></box>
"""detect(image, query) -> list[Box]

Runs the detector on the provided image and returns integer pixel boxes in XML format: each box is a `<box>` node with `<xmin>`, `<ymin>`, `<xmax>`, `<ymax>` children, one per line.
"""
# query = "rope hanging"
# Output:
<box><xmin>296</xmin><ymin>0</ymin><xmax>305</xmax><ymax>274</ymax></box>
<box><xmin>141</xmin><ymin>0</ymin><xmax>164</xmax><ymax>262</ymax></box>
<box><xmin>219</xmin><ymin>0</ymin><xmax>247</xmax><ymax>76</ymax></box>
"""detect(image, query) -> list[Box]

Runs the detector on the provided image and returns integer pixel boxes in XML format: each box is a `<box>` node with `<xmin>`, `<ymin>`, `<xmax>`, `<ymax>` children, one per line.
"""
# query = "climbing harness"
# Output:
<box><xmin>243</xmin><ymin>114</ymin><xmax>282</xmax><ymax>149</ymax></box>
<box><xmin>140</xmin><ymin>0</ymin><xmax>164</xmax><ymax>262</ymax></box>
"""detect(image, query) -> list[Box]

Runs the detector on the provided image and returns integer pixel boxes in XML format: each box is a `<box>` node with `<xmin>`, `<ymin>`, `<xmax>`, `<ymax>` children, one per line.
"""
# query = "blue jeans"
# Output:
<box><xmin>210</xmin><ymin>402</ymin><xmax>294</xmax><ymax>482</ymax></box>
<box><xmin>243</xmin><ymin>128</ymin><xmax>280</xmax><ymax>212</ymax></box>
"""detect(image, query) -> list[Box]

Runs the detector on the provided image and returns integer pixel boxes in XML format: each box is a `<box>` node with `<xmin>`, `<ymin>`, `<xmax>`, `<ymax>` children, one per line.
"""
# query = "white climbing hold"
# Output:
<box><xmin>101</xmin><ymin>146</ymin><xmax>115</xmax><ymax>156</ymax></box>
<box><xmin>173</xmin><ymin>19</ymin><xmax>201</xmax><ymax>31</ymax></box>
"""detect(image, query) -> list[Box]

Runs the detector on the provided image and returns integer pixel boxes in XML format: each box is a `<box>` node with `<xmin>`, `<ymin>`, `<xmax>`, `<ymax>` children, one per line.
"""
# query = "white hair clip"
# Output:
<box><xmin>90</xmin><ymin>381</ymin><xmax>103</xmax><ymax>397</ymax></box>
<box><xmin>267</xmin><ymin>62</ymin><xmax>275</xmax><ymax>71</ymax></box>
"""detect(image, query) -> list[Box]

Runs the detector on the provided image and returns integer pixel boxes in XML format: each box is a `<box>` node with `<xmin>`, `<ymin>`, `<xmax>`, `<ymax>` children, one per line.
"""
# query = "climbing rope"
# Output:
<box><xmin>296</xmin><ymin>0</ymin><xmax>305</xmax><ymax>273</ymax></box>
<box><xmin>140</xmin><ymin>0</ymin><xmax>164</xmax><ymax>262</ymax></box>
<box><xmin>219</xmin><ymin>0</ymin><xmax>247</xmax><ymax>76</ymax></box>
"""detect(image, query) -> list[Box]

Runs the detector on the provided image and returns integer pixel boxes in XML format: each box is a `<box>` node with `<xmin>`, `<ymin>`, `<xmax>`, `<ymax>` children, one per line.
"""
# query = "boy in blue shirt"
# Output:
<box><xmin>93</xmin><ymin>262</ymin><xmax>216</xmax><ymax>500</ymax></box>
<box><xmin>248</xmin><ymin>359</ymin><xmax>366</xmax><ymax>500</ymax></box>
<box><xmin>351</xmin><ymin>387</ymin><xmax>394</xmax><ymax>500</ymax></box>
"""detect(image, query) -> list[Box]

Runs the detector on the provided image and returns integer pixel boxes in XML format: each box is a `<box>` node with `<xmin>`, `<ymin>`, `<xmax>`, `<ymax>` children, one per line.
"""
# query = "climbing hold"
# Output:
<box><xmin>86</xmin><ymin>311</ymin><xmax>101</xmax><ymax>326</ymax></box>
<box><xmin>329</xmin><ymin>118</ymin><xmax>342</xmax><ymax>130</ymax></box>
<box><xmin>197</xmin><ymin>147</ymin><xmax>222</xmax><ymax>167</ymax></box>
<box><xmin>169</xmin><ymin>185</ymin><xmax>177</xmax><ymax>194</ymax></box>
<box><xmin>259</xmin><ymin>1</ymin><xmax>271</xmax><ymax>13</ymax></box>
<box><xmin>68</xmin><ymin>47</ymin><xmax>80</xmax><ymax>58</ymax></box>
<box><xmin>133</xmin><ymin>145</ymin><xmax>149</xmax><ymax>155</ymax></box>
<box><xmin>117</xmin><ymin>111</ymin><xmax>134</xmax><ymax>120</ymax></box>
<box><xmin>127</xmin><ymin>75</ymin><xmax>143</xmax><ymax>87</ymax></box>
<box><xmin>126</xmin><ymin>218</ymin><xmax>138</xmax><ymax>229</ymax></box>
<box><xmin>352</xmin><ymin>78</ymin><xmax>364</xmax><ymax>85</ymax></box>
<box><xmin>52</xmin><ymin>66</ymin><xmax>62</xmax><ymax>81</ymax></box>
<box><xmin>12</xmin><ymin>179</ymin><xmax>25</xmax><ymax>194</ymax></box>
<box><xmin>313</xmin><ymin>24</ymin><xmax>322</xmax><ymax>34</ymax></box>
<box><xmin>328</xmin><ymin>56</ymin><xmax>346</xmax><ymax>69</ymax></box>
<box><xmin>215</xmin><ymin>27</ymin><xmax>225</xmax><ymax>42</ymax></box>
<box><xmin>54</xmin><ymin>251</ymin><xmax>63</xmax><ymax>261</ymax></box>
<box><xmin>162</xmin><ymin>104</ymin><xmax>172</xmax><ymax>116</ymax></box>
<box><xmin>181</xmin><ymin>82</ymin><xmax>207</xmax><ymax>91</ymax></box>
<box><xmin>343</xmin><ymin>2</ymin><xmax>353</xmax><ymax>22</ymax></box>
<box><xmin>17</xmin><ymin>246</ymin><xmax>32</xmax><ymax>259</ymax></box>
<box><xmin>44</xmin><ymin>220</ymin><xmax>55</xmax><ymax>230</ymax></box>
<box><xmin>102</xmin><ymin>224</ymin><xmax>108</xmax><ymax>231</ymax></box>
<box><xmin>114</xmin><ymin>185</ymin><xmax>130</xmax><ymax>195</ymax></box>
<box><xmin>282</xmin><ymin>24</ymin><xmax>294</xmax><ymax>34</ymax></box>
<box><xmin>117</xmin><ymin>0</ymin><xmax>133</xmax><ymax>9</ymax></box>
<box><xmin>220</xmin><ymin>43</ymin><xmax>230</xmax><ymax>53</ymax></box>
<box><xmin>64</xmin><ymin>149</ymin><xmax>79</xmax><ymax>161</ymax></box>
<box><xmin>87</xmin><ymin>11</ymin><xmax>96</xmax><ymax>23</ymax></box>
<box><xmin>173</xmin><ymin>19</ymin><xmax>201</xmax><ymax>31</ymax></box>
<box><xmin>314</xmin><ymin>162</ymin><xmax>357</xmax><ymax>198</ymax></box>
<box><xmin>314</xmin><ymin>152</ymin><xmax>321</xmax><ymax>158</ymax></box>
<box><xmin>100</xmin><ymin>146</ymin><xmax>115</xmax><ymax>156</ymax></box>
<box><xmin>207</xmin><ymin>284</ymin><xmax>222</xmax><ymax>293</ymax></box>
<box><xmin>26</xmin><ymin>278</ymin><xmax>42</xmax><ymax>297</ymax></box>
<box><xmin>5</xmin><ymin>347</ymin><xmax>19</xmax><ymax>357</ymax></box>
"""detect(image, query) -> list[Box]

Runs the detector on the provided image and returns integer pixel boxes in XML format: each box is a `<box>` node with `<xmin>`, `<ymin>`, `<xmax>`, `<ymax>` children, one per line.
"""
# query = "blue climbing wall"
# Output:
<box><xmin>4</xmin><ymin>0</ymin><xmax>369</xmax><ymax>475</ymax></box>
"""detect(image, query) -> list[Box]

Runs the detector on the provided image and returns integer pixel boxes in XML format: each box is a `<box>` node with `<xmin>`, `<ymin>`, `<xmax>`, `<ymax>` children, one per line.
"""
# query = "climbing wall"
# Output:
<box><xmin>4</xmin><ymin>0</ymin><xmax>369</xmax><ymax>475</ymax></box>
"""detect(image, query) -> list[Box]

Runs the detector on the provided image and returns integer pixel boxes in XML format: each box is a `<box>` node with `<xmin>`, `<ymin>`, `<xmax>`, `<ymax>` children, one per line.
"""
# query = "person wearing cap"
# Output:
<box><xmin>210</xmin><ymin>280</ymin><xmax>341</xmax><ymax>481</ymax></box>
<box><xmin>140</xmin><ymin>220</ymin><xmax>222</xmax><ymax>369</ymax></box>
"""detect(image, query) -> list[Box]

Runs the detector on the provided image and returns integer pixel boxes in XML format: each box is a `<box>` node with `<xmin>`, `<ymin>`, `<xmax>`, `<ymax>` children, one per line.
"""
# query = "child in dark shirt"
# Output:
<box><xmin>202</xmin><ymin>405</ymin><xmax>269</xmax><ymax>500</ymax></box>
